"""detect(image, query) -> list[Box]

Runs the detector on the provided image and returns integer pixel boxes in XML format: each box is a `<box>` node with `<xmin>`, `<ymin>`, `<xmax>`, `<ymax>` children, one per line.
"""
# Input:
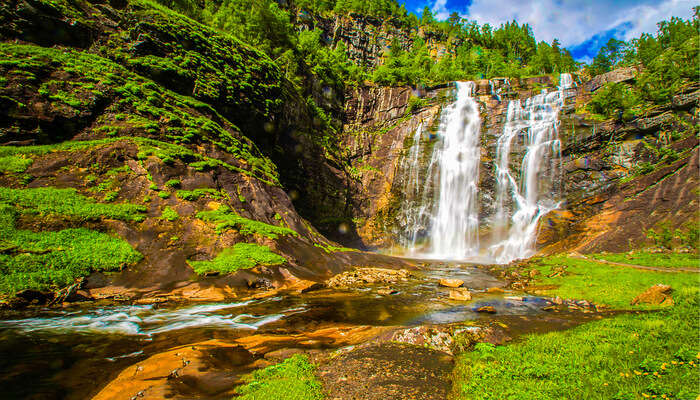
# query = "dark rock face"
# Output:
<box><xmin>584</xmin><ymin>66</ymin><xmax>639</xmax><ymax>92</ymax></box>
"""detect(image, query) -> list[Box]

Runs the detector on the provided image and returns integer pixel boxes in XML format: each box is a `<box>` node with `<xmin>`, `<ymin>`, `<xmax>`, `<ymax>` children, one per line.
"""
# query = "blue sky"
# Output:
<box><xmin>402</xmin><ymin>0</ymin><xmax>696</xmax><ymax>63</ymax></box>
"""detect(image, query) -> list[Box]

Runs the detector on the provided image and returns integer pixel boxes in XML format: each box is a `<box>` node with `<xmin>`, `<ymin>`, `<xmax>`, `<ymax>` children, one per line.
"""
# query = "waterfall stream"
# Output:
<box><xmin>398</xmin><ymin>74</ymin><xmax>573</xmax><ymax>263</ymax></box>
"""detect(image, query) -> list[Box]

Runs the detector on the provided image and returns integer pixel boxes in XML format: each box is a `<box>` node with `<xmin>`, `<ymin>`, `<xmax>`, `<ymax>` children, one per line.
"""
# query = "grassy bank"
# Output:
<box><xmin>234</xmin><ymin>354</ymin><xmax>325</xmax><ymax>400</ymax></box>
<box><xmin>452</xmin><ymin>254</ymin><xmax>699</xmax><ymax>400</ymax></box>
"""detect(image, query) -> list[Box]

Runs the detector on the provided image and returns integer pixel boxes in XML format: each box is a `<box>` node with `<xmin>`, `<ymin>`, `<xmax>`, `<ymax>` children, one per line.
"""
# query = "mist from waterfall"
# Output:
<box><xmin>488</xmin><ymin>73</ymin><xmax>572</xmax><ymax>263</ymax></box>
<box><xmin>396</xmin><ymin>74</ymin><xmax>572</xmax><ymax>263</ymax></box>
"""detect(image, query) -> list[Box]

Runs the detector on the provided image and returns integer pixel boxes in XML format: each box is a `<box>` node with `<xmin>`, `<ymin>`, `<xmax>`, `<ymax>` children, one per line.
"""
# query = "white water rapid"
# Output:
<box><xmin>398</xmin><ymin>74</ymin><xmax>573</xmax><ymax>263</ymax></box>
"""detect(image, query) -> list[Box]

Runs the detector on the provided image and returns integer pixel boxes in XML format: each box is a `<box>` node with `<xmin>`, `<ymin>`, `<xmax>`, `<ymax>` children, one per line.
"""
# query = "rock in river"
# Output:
<box><xmin>439</xmin><ymin>278</ymin><xmax>464</xmax><ymax>288</ymax></box>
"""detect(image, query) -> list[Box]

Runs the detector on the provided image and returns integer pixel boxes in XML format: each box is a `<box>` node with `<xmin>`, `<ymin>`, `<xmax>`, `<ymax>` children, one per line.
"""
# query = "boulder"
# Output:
<box><xmin>325</xmin><ymin>268</ymin><xmax>411</xmax><ymax>288</ymax></box>
<box><xmin>448</xmin><ymin>288</ymin><xmax>472</xmax><ymax>301</ymax></box>
<box><xmin>439</xmin><ymin>278</ymin><xmax>464</xmax><ymax>288</ymax></box>
<box><xmin>631</xmin><ymin>284</ymin><xmax>674</xmax><ymax>306</ymax></box>
<box><xmin>585</xmin><ymin>66</ymin><xmax>639</xmax><ymax>92</ymax></box>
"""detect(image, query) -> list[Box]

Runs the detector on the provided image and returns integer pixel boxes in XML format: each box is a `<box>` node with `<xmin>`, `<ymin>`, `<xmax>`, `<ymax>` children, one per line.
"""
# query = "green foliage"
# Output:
<box><xmin>164</xmin><ymin>179</ymin><xmax>181</xmax><ymax>188</ymax></box>
<box><xmin>196</xmin><ymin>206</ymin><xmax>298</xmax><ymax>239</ymax></box>
<box><xmin>587</xmin><ymin>82</ymin><xmax>639</xmax><ymax>120</ymax></box>
<box><xmin>160</xmin><ymin>206</ymin><xmax>179</xmax><ymax>221</ymax></box>
<box><xmin>158</xmin><ymin>191</ymin><xmax>171</xmax><ymax>199</ymax></box>
<box><xmin>235</xmin><ymin>354</ymin><xmax>325</xmax><ymax>400</ymax></box>
<box><xmin>0</xmin><ymin>201</ymin><xmax>142</xmax><ymax>294</ymax></box>
<box><xmin>0</xmin><ymin>187</ymin><xmax>146</xmax><ymax>222</ymax></box>
<box><xmin>405</xmin><ymin>95</ymin><xmax>428</xmax><ymax>115</ymax></box>
<box><xmin>188</xmin><ymin>242</ymin><xmax>286</xmax><ymax>275</ymax></box>
<box><xmin>0</xmin><ymin>155</ymin><xmax>33</xmax><ymax>173</ymax></box>
<box><xmin>587</xmin><ymin>10</ymin><xmax>698</xmax><ymax>110</ymax></box>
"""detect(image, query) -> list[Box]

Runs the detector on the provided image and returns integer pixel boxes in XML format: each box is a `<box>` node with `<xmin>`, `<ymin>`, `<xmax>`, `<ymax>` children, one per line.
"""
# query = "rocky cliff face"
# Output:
<box><xmin>0</xmin><ymin>0</ymin><xmax>408</xmax><ymax>305</ymax></box>
<box><xmin>293</xmin><ymin>11</ymin><xmax>413</xmax><ymax>67</ymax></box>
<box><xmin>339</xmin><ymin>71</ymin><xmax>699</xmax><ymax>254</ymax></box>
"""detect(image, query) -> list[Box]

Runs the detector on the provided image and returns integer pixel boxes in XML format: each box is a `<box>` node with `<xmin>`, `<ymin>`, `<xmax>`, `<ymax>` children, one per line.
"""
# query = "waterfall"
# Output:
<box><xmin>428</xmin><ymin>81</ymin><xmax>482</xmax><ymax>259</ymax></box>
<box><xmin>398</xmin><ymin>82</ymin><xmax>482</xmax><ymax>259</ymax></box>
<box><xmin>398</xmin><ymin>123</ymin><xmax>426</xmax><ymax>249</ymax></box>
<box><xmin>396</xmin><ymin>74</ymin><xmax>570</xmax><ymax>263</ymax></box>
<box><xmin>488</xmin><ymin>73</ymin><xmax>571</xmax><ymax>263</ymax></box>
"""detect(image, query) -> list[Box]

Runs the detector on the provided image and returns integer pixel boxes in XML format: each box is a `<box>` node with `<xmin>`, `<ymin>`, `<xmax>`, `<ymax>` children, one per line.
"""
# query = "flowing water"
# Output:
<box><xmin>398</xmin><ymin>74</ymin><xmax>573</xmax><ymax>263</ymax></box>
<box><xmin>489</xmin><ymin>74</ymin><xmax>573</xmax><ymax>263</ymax></box>
<box><xmin>0</xmin><ymin>262</ymin><xmax>552</xmax><ymax>399</ymax></box>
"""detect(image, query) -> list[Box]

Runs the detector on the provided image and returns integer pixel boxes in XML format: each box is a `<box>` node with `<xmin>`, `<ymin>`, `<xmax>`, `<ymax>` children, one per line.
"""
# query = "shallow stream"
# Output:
<box><xmin>0</xmin><ymin>262</ymin><xmax>582</xmax><ymax>399</ymax></box>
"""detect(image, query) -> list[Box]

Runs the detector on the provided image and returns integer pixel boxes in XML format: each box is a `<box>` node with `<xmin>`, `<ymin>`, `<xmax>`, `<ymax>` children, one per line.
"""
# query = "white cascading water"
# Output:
<box><xmin>489</xmin><ymin>73</ymin><xmax>573</xmax><ymax>263</ymax></box>
<box><xmin>398</xmin><ymin>81</ymin><xmax>482</xmax><ymax>259</ymax></box>
<box><xmin>398</xmin><ymin>74</ymin><xmax>572</xmax><ymax>263</ymax></box>
<box><xmin>398</xmin><ymin>122</ymin><xmax>426</xmax><ymax>249</ymax></box>
<box><xmin>428</xmin><ymin>81</ymin><xmax>482</xmax><ymax>258</ymax></box>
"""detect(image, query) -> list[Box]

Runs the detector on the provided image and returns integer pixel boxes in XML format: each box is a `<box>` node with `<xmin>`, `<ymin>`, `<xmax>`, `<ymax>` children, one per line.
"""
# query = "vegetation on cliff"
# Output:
<box><xmin>587</xmin><ymin>8</ymin><xmax>699</xmax><ymax>121</ymax></box>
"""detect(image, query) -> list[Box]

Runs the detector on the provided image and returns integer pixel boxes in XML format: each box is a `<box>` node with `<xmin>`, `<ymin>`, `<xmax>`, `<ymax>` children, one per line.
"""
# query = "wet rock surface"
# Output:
<box><xmin>325</xmin><ymin>267</ymin><xmax>411</xmax><ymax>288</ymax></box>
<box><xmin>317</xmin><ymin>342</ymin><xmax>454</xmax><ymax>400</ymax></box>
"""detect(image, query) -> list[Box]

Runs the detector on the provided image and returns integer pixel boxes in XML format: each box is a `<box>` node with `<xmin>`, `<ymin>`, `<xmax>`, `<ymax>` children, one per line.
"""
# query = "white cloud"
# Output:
<box><xmin>459</xmin><ymin>0</ymin><xmax>696</xmax><ymax>47</ymax></box>
<box><xmin>431</xmin><ymin>0</ymin><xmax>450</xmax><ymax>20</ymax></box>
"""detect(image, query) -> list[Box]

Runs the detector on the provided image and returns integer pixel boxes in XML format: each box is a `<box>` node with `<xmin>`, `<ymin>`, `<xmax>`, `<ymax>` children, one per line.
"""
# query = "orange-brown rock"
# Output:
<box><xmin>476</xmin><ymin>306</ymin><xmax>497</xmax><ymax>314</ymax></box>
<box><xmin>631</xmin><ymin>284</ymin><xmax>674</xmax><ymax>306</ymax></box>
<box><xmin>91</xmin><ymin>340</ymin><xmax>256</xmax><ymax>400</ymax></box>
<box><xmin>448</xmin><ymin>287</ymin><xmax>472</xmax><ymax>301</ymax></box>
<box><xmin>439</xmin><ymin>278</ymin><xmax>464</xmax><ymax>288</ymax></box>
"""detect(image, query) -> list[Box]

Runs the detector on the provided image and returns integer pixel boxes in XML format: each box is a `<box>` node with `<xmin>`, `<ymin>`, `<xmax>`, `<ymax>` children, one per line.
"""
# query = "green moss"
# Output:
<box><xmin>313</xmin><ymin>243</ymin><xmax>357</xmax><ymax>253</ymax></box>
<box><xmin>0</xmin><ymin>204</ymin><xmax>142</xmax><ymax>295</ymax></box>
<box><xmin>176</xmin><ymin>188</ymin><xmax>224</xmax><ymax>201</ymax></box>
<box><xmin>0</xmin><ymin>43</ymin><xmax>281</xmax><ymax>186</ymax></box>
<box><xmin>158</xmin><ymin>191</ymin><xmax>171</xmax><ymax>199</ymax></box>
<box><xmin>164</xmin><ymin>179</ymin><xmax>181</xmax><ymax>188</ymax></box>
<box><xmin>0</xmin><ymin>187</ymin><xmax>145</xmax><ymax>222</ymax></box>
<box><xmin>0</xmin><ymin>155</ymin><xmax>33</xmax><ymax>173</ymax></box>
<box><xmin>188</xmin><ymin>242</ymin><xmax>285</xmax><ymax>275</ymax></box>
<box><xmin>234</xmin><ymin>354</ymin><xmax>325</xmax><ymax>400</ymax></box>
<box><xmin>160</xmin><ymin>206</ymin><xmax>179</xmax><ymax>221</ymax></box>
<box><xmin>197</xmin><ymin>206</ymin><xmax>298</xmax><ymax>239</ymax></box>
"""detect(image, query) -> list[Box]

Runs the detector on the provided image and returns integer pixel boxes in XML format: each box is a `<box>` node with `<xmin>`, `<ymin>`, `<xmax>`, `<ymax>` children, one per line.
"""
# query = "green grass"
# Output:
<box><xmin>0</xmin><ymin>155</ymin><xmax>33</xmax><ymax>173</ymax></box>
<box><xmin>188</xmin><ymin>242</ymin><xmax>286</xmax><ymax>275</ymax></box>
<box><xmin>196</xmin><ymin>206</ymin><xmax>298</xmax><ymax>239</ymax></box>
<box><xmin>234</xmin><ymin>354</ymin><xmax>325</xmax><ymax>400</ymax></box>
<box><xmin>0</xmin><ymin>187</ymin><xmax>146</xmax><ymax>222</ymax></box>
<box><xmin>593</xmin><ymin>252</ymin><xmax>699</xmax><ymax>269</ymax></box>
<box><xmin>452</xmin><ymin>255</ymin><xmax>700</xmax><ymax>400</ymax></box>
<box><xmin>518</xmin><ymin>255</ymin><xmax>699</xmax><ymax>308</ymax></box>
<box><xmin>0</xmin><ymin>203</ymin><xmax>142</xmax><ymax>294</ymax></box>
<box><xmin>453</xmin><ymin>288</ymin><xmax>699</xmax><ymax>400</ymax></box>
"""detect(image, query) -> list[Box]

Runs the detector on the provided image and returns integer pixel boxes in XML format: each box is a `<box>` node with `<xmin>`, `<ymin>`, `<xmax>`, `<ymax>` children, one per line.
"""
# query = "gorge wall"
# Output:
<box><xmin>341</xmin><ymin>72</ymin><xmax>699</xmax><ymax>256</ymax></box>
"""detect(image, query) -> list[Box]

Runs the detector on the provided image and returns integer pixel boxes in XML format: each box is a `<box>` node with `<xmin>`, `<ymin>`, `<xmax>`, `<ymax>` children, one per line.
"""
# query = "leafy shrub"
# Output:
<box><xmin>587</xmin><ymin>82</ymin><xmax>638</xmax><ymax>120</ymax></box>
